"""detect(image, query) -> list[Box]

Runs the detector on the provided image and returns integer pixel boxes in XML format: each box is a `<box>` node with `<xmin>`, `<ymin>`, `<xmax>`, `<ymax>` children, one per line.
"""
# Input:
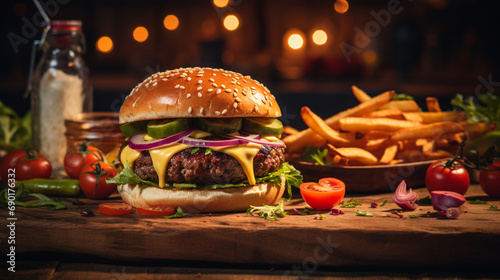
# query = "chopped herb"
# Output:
<box><xmin>416</xmin><ymin>196</ymin><xmax>432</xmax><ymax>205</ymax></box>
<box><xmin>190</xmin><ymin>147</ymin><xmax>200</xmax><ymax>154</ymax></box>
<box><xmin>380</xmin><ymin>199</ymin><xmax>387</xmax><ymax>206</ymax></box>
<box><xmin>301</xmin><ymin>146</ymin><xmax>329</xmax><ymax>166</ymax></box>
<box><xmin>247</xmin><ymin>200</ymin><xmax>286</xmax><ymax>221</ymax></box>
<box><xmin>340</xmin><ymin>198</ymin><xmax>362</xmax><ymax>208</ymax></box>
<box><xmin>469</xmin><ymin>199</ymin><xmax>488</xmax><ymax>204</ymax></box>
<box><xmin>489</xmin><ymin>204</ymin><xmax>500</xmax><ymax>211</ymax></box>
<box><xmin>299</xmin><ymin>208</ymin><xmax>312</xmax><ymax>215</ymax></box>
<box><xmin>0</xmin><ymin>184</ymin><xmax>66</xmax><ymax>210</ymax></box>
<box><xmin>205</xmin><ymin>148</ymin><xmax>212</xmax><ymax>155</ymax></box>
<box><xmin>164</xmin><ymin>207</ymin><xmax>188</xmax><ymax>219</ymax></box>
<box><xmin>355</xmin><ymin>210</ymin><xmax>373</xmax><ymax>217</ymax></box>
<box><xmin>314</xmin><ymin>214</ymin><xmax>326</xmax><ymax>220</ymax></box>
<box><xmin>451</xmin><ymin>92</ymin><xmax>500</xmax><ymax>124</ymax></box>
<box><xmin>409</xmin><ymin>214</ymin><xmax>419</xmax><ymax>219</ymax></box>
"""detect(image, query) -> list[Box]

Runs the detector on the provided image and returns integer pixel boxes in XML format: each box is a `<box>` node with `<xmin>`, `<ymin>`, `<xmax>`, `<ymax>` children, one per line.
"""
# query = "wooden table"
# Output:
<box><xmin>3</xmin><ymin>184</ymin><xmax>500</xmax><ymax>279</ymax></box>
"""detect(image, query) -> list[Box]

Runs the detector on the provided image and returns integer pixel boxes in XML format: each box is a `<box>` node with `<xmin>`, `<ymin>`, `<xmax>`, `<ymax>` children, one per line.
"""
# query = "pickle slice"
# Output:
<box><xmin>120</xmin><ymin>121</ymin><xmax>148</xmax><ymax>138</ymax></box>
<box><xmin>243</xmin><ymin>118</ymin><xmax>283</xmax><ymax>137</ymax></box>
<box><xmin>196</xmin><ymin>118</ymin><xmax>242</xmax><ymax>135</ymax></box>
<box><xmin>147</xmin><ymin>119</ymin><xmax>191</xmax><ymax>139</ymax></box>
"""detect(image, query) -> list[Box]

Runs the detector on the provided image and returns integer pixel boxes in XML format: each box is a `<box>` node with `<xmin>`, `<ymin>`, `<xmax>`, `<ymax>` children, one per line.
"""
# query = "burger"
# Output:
<box><xmin>109</xmin><ymin>67</ymin><xmax>302</xmax><ymax>212</ymax></box>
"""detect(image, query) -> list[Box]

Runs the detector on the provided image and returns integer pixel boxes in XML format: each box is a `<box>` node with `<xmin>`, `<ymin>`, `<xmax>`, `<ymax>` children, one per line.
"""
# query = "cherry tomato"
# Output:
<box><xmin>79</xmin><ymin>161</ymin><xmax>117</xmax><ymax>199</ymax></box>
<box><xmin>425</xmin><ymin>159</ymin><xmax>470</xmax><ymax>195</ymax></box>
<box><xmin>300</xmin><ymin>178</ymin><xmax>346</xmax><ymax>210</ymax></box>
<box><xmin>479</xmin><ymin>161</ymin><xmax>500</xmax><ymax>198</ymax></box>
<box><xmin>98</xmin><ymin>203</ymin><xmax>133</xmax><ymax>216</ymax></box>
<box><xmin>138</xmin><ymin>206</ymin><xmax>175</xmax><ymax>216</ymax></box>
<box><xmin>64</xmin><ymin>143</ymin><xmax>105</xmax><ymax>179</ymax></box>
<box><xmin>0</xmin><ymin>149</ymin><xmax>42</xmax><ymax>181</ymax></box>
<box><xmin>14</xmin><ymin>149</ymin><xmax>52</xmax><ymax>181</ymax></box>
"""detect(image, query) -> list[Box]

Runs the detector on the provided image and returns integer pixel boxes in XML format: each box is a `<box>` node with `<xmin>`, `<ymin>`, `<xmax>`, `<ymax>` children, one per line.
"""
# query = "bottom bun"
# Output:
<box><xmin>117</xmin><ymin>176</ymin><xmax>285</xmax><ymax>213</ymax></box>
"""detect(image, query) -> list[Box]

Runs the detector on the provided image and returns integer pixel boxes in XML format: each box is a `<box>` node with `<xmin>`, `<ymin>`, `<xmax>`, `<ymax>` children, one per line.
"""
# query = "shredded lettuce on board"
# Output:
<box><xmin>451</xmin><ymin>92</ymin><xmax>500</xmax><ymax>126</ymax></box>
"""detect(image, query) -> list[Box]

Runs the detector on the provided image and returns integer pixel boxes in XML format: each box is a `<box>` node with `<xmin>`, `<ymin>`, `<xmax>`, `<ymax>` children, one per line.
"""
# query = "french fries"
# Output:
<box><xmin>284</xmin><ymin>86</ymin><xmax>493</xmax><ymax>167</ymax></box>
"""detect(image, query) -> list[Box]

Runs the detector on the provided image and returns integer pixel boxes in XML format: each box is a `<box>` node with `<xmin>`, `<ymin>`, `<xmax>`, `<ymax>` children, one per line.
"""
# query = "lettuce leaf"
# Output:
<box><xmin>451</xmin><ymin>93</ymin><xmax>500</xmax><ymax>126</ymax></box>
<box><xmin>0</xmin><ymin>100</ymin><xmax>32</xmax><ymax>151</ymax></box>
<box><xmin>106</xmin><ymin>161</ymin><xmax>303</xmax><ymax>200</ymax></box>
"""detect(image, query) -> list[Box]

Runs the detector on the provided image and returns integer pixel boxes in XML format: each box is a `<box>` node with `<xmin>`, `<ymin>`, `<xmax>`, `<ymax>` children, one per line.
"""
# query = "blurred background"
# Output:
<box><xmin>1</xmin><ymin>0</ymin><xmax>499</xmax><ymax>129</ymax></box>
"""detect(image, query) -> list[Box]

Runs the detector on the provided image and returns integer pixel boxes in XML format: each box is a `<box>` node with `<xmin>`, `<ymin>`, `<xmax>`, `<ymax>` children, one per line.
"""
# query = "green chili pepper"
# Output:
<box><xmin>16</xmin><ymin>179</ymin><xmax>80</xmax><ymax>197</ymax></box>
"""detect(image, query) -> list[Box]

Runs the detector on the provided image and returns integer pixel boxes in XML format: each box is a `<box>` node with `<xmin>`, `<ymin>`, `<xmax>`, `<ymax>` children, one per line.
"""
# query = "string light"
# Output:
<box><xmin>96</xmin><ymin>36</ymin><xmax>113</xmax><ymax>53</ymax></box>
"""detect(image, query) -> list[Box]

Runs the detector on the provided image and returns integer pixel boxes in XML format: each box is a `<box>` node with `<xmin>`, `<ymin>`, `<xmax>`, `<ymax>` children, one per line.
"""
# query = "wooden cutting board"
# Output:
<box><xmin>2</xmin><ymin>184</ymin><xmax>499</xmax><ymax>268</ymax></box>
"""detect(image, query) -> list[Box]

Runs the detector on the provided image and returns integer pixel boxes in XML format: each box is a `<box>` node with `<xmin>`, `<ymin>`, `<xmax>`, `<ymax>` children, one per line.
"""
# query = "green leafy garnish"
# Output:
<box><xmin>409</xmin><ymin>214</ymin><xmax>419</xmax><ymax>219</ymax></box>
<box><xmin>302</xmin><ymin>146</ymin><xmax>329</xmax><ymax>165</ymax></box>
<box><xmin>315</xmin><ymin>214</ymin><xmax>326</xmax><ymax>220</ymax></box>
<box><xmin>205</xmin><ymin>148</ymin><xmax>212</xmax><ymax>155</ymax></box>
<box><xmin>190</xmin><ymin>147</ymin><xmax>200</xmax><ymax>154</ymax></box>
<box><xmin>489</xmin><ymin>204</ymin><xmax>500</xmax><ymax>211</ymax></box>
<box><xmin>380</xmin><ymin>199</ymin><xmax>387</xmax><ymax>206</ymax></box>
<box><xmin>0</xmin><ymin>100</ymin><xmax>32</xmax><ymax>151</ymax></box>
<box><xmin>340</xmin><ymin>198</ymin><xmax>363</xmax><ymax>208</ymax></box>
<box><xmin>0</xmin><ymin>184</ymin><xmax>66</xmax><ymax>210</ymax></box>
<box><xmin>247</xmin><ymin>199</ymin><xmax>286</xmax><ymax>221</ymax></box>
<box><xmin>416</xmin><ymin>196</ymin><xmax>432</xmax><ymax>205</ymax></box>
<box><xmin>451</xmin><ymin>92</ymin><xmax>500</xmax><ymax>125</ymax></box>
<box><xmin>106</xmin><ymin>161</ymin><xmax>161</xmax><ymax>187</ymax></box>
<box><xmin>392</xmin><ymin>93</ymin><xmax>415</xmax><ymax>101</ymax></box>
<box><xmin>164</xmin><ymin>207</ymin><xmax>188</xmax><ymax>219</ymax></box>
<box><xmin>355</xmin><ymin>210</ymin><xmax>373</xmax><ymax>217</ymax></box>
<box><xmin>468</xmin><ymin>199</ymin><xmax>488</xmax><ymax>204</ymax></box>
<box><xmin>256</xmin><ymin>162</ymin><xmax>303</xmax><ymax>201</ymax></box>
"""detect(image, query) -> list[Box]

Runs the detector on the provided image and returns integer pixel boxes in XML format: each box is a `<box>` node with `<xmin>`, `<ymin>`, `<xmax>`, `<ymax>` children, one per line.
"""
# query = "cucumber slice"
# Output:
<box><xmin>147</xmin><ymin>119</ymin><xmax>191</xmax><ymax>139</ymax></box>
<box><xmin>196</xmin><ymin>118</ymin><xmax>242</xmax><ymax>135</ymax></box>
<box><xmin>120</xmin><ymin>121</ymin><xmax>148</xmax><ymax>138</ymax></box>
<box><xmin>243</xmin><ymin>118</ymin><xmax>283</xmax><ymax>137</ymax></box>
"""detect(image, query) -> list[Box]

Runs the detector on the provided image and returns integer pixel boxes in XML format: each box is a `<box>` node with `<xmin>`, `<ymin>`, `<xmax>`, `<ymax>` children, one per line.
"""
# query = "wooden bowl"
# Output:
<box><xmin>289</xmin><ymin>160</ymin><xmax>435</xmax><ymax>194</ymax></box>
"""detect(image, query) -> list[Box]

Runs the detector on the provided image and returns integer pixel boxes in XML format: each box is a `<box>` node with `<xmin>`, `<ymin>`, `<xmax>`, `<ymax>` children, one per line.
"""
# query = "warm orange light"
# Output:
<box><xmin>363</xmin><ymin>49</ymin><xmax>378</xmax><ymax>65</ymax></box>
<box><xmin>312</xmin><ymin>30</ymin><xmax>328</xmax><ymax>45</ymax></box>
<box><xmin>163</xmin><ymin>14</ymin><xmax>179</xmax><ymax>31</ymax></box>
<box><xmin>213</xmin><ymin>0</ymin><xmax>229</xmax><ymax>8</ymax></box>
<box><xmin>223</xmin><ymin>14</ymin><xmax>239</xmax><ymax>31</ymax></box>
<box><xmin>334</xmin><ymin>0</ymin><xmax>349</xmax><ymax>14</ymax></box>
<box><xmin>96</xmin><ymin>36</ymin><xmax>113</xmax><ymax>53</ymax></box>
<box><xmin>133</xmin><ymin>26</ymin><xmax>149</xmax><ymax>42</ymax></box>
<box><xmin>288</xmin><ymin>33</ymin><xmax>304</xmax><ymax>50</ymax></box>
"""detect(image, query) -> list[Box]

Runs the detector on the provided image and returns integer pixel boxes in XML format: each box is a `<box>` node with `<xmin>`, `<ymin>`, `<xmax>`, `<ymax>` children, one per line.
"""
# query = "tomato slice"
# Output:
<box><xmin>300</xmin><ymin>178</ymin><xmax>346</xmax><ymax>210</ymax></box>
<box><xmin>97</xmin><ymin>203</ymin><xmax>133</xmax><ymax>216</ymax></box>
<box><xmin>138</xmin><ymin>206</ymin><xmax>175</xmax><ymax>216</ymax></box>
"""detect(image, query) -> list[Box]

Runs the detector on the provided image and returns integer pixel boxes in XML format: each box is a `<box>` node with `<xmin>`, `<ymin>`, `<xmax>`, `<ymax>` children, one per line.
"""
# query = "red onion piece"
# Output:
<box><xmin>431</xmin><ymin>191</ymin><xmax>466</xmax><ymax>211</ymax></box>
<box><xmin>445</xmin><ymin>207</ymin><xmax>461</xmax><ymax>219</ymax></box>
<box><xmin>392</xmin><ymin>180</ymin><xmax>419</xmax><ymax>211</ymax></box>
<box><xmin>180</xmin><ymin>136</ymin><xmax>242</xmax><ymax>147</ymax></box>
<box><xmin>129</xmin><ymin>128</ymin><xmax>195</xmax><ymax>151</ymax></box>
<box><xmin>231</xmin><ymin>134</ymin><xmax>285</xmax><ymax>147</ymax></box>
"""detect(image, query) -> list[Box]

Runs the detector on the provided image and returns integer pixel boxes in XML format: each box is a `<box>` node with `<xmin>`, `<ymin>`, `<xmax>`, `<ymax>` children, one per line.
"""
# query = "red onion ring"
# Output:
<box><xmin>431</xmin><ymin>191</ymin><xmax>466</xmax><ymax>211</ymax></box>
<box><xmin>180</xmin><ymin>136</ymin><xmax>242</xmax><ymax>147</ymax></box>
<box><xmin>392</xmin><ymin>180</ymin><xmax>419</xmax><ymax>211</ymax></box>
<box><xmin>129</xmin><ymin>128</ymin><xmax>195</xmax><ymax>150</ymax></box>
<box><xmin>232</xmin><ymin>134</ymin><xmax>285</xmax><ymax>147</ymax></box>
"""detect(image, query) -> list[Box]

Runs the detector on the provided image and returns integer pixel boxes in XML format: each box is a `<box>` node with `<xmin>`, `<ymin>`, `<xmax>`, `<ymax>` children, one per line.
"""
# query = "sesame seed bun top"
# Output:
<box><xmin>119</xmin><ymin>67</ymin><xmax>282</xmax><ymax>124</ymax></box>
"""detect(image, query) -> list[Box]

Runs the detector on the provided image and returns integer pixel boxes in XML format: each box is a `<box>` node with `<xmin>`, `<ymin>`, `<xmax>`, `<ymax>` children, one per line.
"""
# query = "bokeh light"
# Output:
<box><xmin>213</xmin><ymin>0</ymin><xmax>229</xmax><ymax>8</ymax></box>
<box><xmin>133</xmin><ymin>26</ymin><xmax>149</xmax><ymax>42</ymax></box>
<box><xmin>288</xmin><ymin>33</ymin><xmax>304</xmax><ymax>50</ymax></box>
<box><xmin>163</xmin><ymin>15</ymin><xmax>179</xmax><ymax>31</ymax></box>
<box><xmin>223</xmin><ymin>14</ymin><xmax>239</xmax><ymax>31</ymax></box>
<box><xmin>96</xmin><ymin>36</ymin><xmax>113</xmax><ymax>53</ymax></box>
<box><xmin>334</xmin><ymin>0</ymin><xmax>349</xmax><ymax>14</ymax></box>
<box><xmin>312</xmin><ymin>30</ymin><xmax>328</xmax><ymax>45</ymax></box>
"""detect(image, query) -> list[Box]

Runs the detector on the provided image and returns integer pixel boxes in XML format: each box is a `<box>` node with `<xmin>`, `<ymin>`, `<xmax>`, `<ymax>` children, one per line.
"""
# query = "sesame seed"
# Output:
<box><xmin>197</xmin><ymin>74</ymin><xmax>203</xmax><ymax>77</ymax></box>
<box><xmin>197</xmin><ymin>86</ymin><xmax>202</xmax><ymax>91</ymax></box>
<box><xmin>245</xmin><ymin>75</ymin><xmax>251</xmax><ymax>79</ymax></box>
<box><xmin>233</xmin><ymin>92</ymin><xmax>237</xmax><ymax>97</ymax></box>
<box><xmin>215</xmin><ymin>111</ymin><xmax>221</xmax><ymax>116</ymax></box>
<box><xmin>209</xmin><ymin>78</ymin><xmax>215</xmax><ymax>82</ymax></box>
<box><xmin>243</xmin><ymin>79</ymin><xmax>247</xmax><ymax>83</ymax></box>
<box><xmin>187</xmin><ymin>77</ymin><xmax>192</xmax><ymax>81</ymax></box>
<box><xmin>198</xmin><ymin>80</ymin><xmax>202</xmax><ymax>84</ymax></box>
<box><xmin>216</xmin><ymin>89</ymin><xmax>222</xmax><ymax>94</ymax></box>
<box><xmin>186</xmin><ymin>94</ymin><xmax>191</xmax><ymax>99</ymax></box>
<box><xmin>221</xmin><ymin>84</ymin><xmax>226</xmax><ymax>89</ymax></box>
<box><xmin>234</xmin><ymin>88</ymin><xmax>238</xmax><ymax>93</ymax></box>
<box><xmin>212</xmin><ymin>83</ymin><xmax>218</xmax><ymax>87</ymax></box>
<box><xmin>208</xmin><ymin>88</ymin><xmax>214</xmax><ymax>92</ymax></box>
<box><xmin>188</xmin><ymin>107</ymin><xmax>193</xmax><ymax>113</ymax></box>
<box><xmin>153</xmin><ymin>82</ymin><xmax>157</xmax><ymax>86</ymax></box>
<box><xmin>233</xmin><ymin>102</ymin><xmax>238</xmax><ymax>108</ymax></box>
<box><xmin>162</xmin><ymin>78</ymin><xmax>168</xmax><ymax>81</ymax></box>
<box><xmin>198</xmin><ymin>92</ymin><xmax>203</xmax><ymax>98</ymax></box>
<box><xmin>225</xmin><ymin>89</ymin><xmax>232</xmax><ymax>93</ymax></box>
<box><xmin>180</xmin><ymin>86</ymin><xmax>186</xmax><ymax>89</ymax></box>
<box><xmin>235</xmin><ymin>98</ymin><xmax>242</xmax><ymax>103</ymax></box>
<box><xmin>231</xmin><ymin>81</ymin><xmax>236</xmax><ymax>85</ymax></box>
<box><xmin>222</xmin><ymin>109</ymin><xmax>227</xmax><ymax>115</ymax></box>
<box><xmin>275</xmin><ymin>112</ymin><xmax>279</xmax><ymax>117</ymax></box>
<box><xmin>251</xmin><ymin>86</ymin><xmax>256</xmax><ymax>90</ymax></box>
<box><xmin>175</xmin><ymin>84</ymin><xmax>180</xmax><ymax>89</ymax></box>
<box><xmin>254</xmin><ymin>105</ymin><xmax>259</xmax><ymax>112</ymax></box>
<box><xmin>212</xmin><ymin>73</ymin><xmax>216</xmax><ymax>76</ymax></box>
<box><xmin>189</xmin><ymin>70</ymin><xmax>193</xmax><ymax>73</ymax></box>
<box><xmin>200</xmin><ymin>107</ymin><xmax>204</xmax><ymax>114</ymax></box>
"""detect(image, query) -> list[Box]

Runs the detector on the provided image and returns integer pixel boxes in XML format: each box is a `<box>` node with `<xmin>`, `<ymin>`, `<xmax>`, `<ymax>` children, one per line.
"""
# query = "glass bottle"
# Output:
<box><xmin>31</xmin><ymin>20</ymin><xmax>93</xmax><ymax>173</ymax></box>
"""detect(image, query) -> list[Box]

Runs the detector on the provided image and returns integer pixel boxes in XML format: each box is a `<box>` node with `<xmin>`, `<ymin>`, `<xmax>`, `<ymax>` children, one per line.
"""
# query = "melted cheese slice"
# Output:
<box><xmin>121</xmin><ymin>135</ymin><xmax>262</xmax><ymax>187</ymax></box>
